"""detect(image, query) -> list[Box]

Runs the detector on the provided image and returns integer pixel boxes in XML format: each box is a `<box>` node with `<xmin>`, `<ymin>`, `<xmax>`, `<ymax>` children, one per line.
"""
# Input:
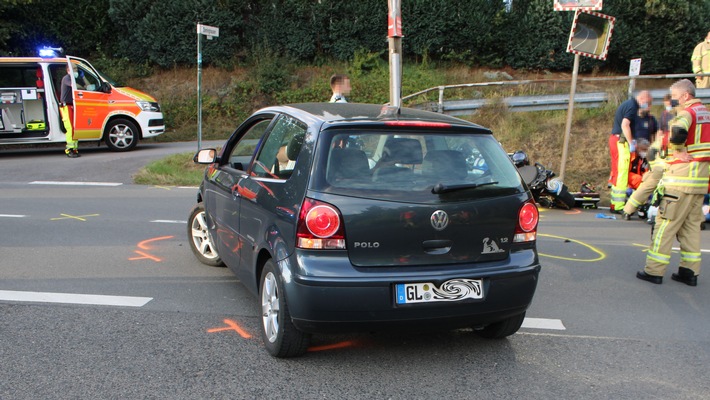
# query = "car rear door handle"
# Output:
<box><xmin>422</xmin><ymin>239</ymin><xmax>452</xmax><ymax>255</ymax></box>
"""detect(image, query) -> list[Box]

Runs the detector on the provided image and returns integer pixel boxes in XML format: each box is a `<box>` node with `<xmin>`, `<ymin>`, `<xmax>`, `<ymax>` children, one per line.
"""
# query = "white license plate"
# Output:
<box><xmin>395</xmin><ymin>278</ymin><xmax>484</xmax><ymax>304</ymax></box>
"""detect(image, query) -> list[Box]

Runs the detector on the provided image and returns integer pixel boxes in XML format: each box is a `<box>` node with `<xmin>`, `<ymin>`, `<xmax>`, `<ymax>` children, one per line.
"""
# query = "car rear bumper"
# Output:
<box><xmin>283</xmin><ymin>249</ymin><xmax>540</xmax><ymax>334</ymax></box>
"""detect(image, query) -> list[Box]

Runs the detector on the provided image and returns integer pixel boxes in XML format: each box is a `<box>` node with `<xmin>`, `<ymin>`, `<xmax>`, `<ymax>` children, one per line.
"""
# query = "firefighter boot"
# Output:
<box><xmin>671</xmin><ymin>267</ymin><xmax>697</xmax><ymax>287</ymax></box>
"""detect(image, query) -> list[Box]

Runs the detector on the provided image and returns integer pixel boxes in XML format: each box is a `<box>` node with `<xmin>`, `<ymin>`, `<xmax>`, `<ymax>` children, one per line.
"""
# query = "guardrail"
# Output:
<box><xmin>402</xmin><ymin>73</ymin><xmax>710</xmax><ymax>116</ymax></box>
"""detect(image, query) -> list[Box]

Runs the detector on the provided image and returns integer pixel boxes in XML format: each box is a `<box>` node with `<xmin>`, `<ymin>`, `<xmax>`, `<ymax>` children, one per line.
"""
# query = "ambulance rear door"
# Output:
<box><xmin>66</xmin><ymin>56</ymin><xmax>111</xmax><ymax>141</ymax></box>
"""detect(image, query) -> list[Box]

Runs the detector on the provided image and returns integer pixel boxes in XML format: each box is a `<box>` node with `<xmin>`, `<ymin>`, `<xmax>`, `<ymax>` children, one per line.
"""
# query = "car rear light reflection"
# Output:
<box><xmin>297</xmin><ymin>198</ymin><xmax>346</xmax><ymax>249</ymax></box>
<box><xmin>384</xmin><ymin>121</ymin><xmax>452</xmax><ymax>128</ymax></box>
<box><xmin>514</xmin><ymin>201</ymin><xmax>538</xmax><ymax>243</ymax></box>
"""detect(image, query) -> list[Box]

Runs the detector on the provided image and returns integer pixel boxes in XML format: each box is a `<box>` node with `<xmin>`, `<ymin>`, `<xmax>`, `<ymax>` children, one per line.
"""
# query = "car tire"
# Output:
<box><xmin>260</xmin><ymin>260</ymin><xmax>311</xmax><ymax>357</ymax></box>
<box><xmin>187</xmin><ymin>203</ymin><xmax>224</xmax><ymax>267</ymax></box>
<box><xmin>474</xmin><ymin>312</ymin><xmax>526</xmax><ymax>339</ymax></box>
<box><xmin>104</xmin><ymin>118</ymin><xmax>139</xmax><ymax>151</ymax></box>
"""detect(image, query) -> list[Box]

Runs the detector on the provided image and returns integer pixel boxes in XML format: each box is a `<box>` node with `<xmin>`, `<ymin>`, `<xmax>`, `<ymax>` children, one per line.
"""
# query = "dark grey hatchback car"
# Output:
<box><xmin>189</xmin><ymin>103</ymin><xmax>540</xmax><ymax>357</ymax></box>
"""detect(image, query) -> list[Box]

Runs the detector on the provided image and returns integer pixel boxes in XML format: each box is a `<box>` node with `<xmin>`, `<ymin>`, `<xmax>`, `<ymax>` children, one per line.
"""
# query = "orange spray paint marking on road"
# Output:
<box><xmin>307</xmin><ymin>341</ymin><xmax>356</xmax><ymax>352</ymax></box>
<box><xmin>129</xmin><ymin>235</ymin><xmax>174</xmax><ymax>262</ymax></box>
<box><xmin>129</xmin><ymin>250</ymin><xmax>162</xmax><ymax>262</ymax></box>
<box><xmin>207</xmin><ymin>319</ymin><xmax>252</xmax><ymax>339</ymax></box>
<box><xmin>564</xmin><ymin>209</ymin><xmax>581</xmax><ymax>215</ymax></box>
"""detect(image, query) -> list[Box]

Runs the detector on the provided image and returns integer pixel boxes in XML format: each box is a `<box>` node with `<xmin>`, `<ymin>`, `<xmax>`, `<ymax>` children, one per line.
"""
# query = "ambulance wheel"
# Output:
<box><xmin>104</xmin><ymin>118</ymin><xmax>139</xmax><ymax>152</ymax></box>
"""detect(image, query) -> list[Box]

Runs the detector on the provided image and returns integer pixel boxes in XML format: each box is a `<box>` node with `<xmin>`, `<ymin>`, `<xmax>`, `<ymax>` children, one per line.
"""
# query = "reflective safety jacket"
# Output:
<box><xmin>692</xmin><ymin>41</ymin><xmax>710</xmax><ymax>75</ymax></box>
<box><xmin>664</xmin><ymin>99</ymin><xmax>710</xmax><ymax>194</ymax></box>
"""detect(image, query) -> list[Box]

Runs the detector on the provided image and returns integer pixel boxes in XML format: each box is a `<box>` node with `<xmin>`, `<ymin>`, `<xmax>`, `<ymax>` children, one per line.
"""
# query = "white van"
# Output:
<box><xmin>0</xmin><ymin>54</ymin><xmax>165</xmax><ymax>151</ymax></box>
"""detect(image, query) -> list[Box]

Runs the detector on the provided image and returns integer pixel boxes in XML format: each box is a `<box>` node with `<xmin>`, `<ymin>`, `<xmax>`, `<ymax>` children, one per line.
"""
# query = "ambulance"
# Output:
<box><xmin>0</xmin><ymin>50</ymin><xmax>165</xmax><ymax>151</ymax></box>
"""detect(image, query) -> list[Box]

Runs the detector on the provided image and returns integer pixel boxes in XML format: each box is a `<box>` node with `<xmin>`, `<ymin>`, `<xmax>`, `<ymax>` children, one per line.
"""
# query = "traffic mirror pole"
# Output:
<box><xmin>559</xmin><ymin>53</ymin><xmax>580</xmax><ymax>182</ymax></box>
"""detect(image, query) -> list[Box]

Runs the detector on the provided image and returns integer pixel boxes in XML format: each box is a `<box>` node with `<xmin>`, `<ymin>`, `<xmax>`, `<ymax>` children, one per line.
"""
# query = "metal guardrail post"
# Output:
<box><xmin>438</xmin><ymin>86</ymin><xmax>444</xmax><ymax>113</ymax></box>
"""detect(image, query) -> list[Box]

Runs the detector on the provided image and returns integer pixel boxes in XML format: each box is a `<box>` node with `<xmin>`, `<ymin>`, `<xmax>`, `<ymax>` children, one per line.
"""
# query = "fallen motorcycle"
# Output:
<box><xmin>510</xmin><ymin>150</ymin><xmax>576</xmax><ymax>210</ymax></box>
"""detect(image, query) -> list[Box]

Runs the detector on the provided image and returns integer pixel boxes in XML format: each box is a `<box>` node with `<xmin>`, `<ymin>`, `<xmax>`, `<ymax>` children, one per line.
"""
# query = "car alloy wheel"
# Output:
<box><xmin>187</xmin><ymin>203</ymin><xmax>224</xmax><ymax>267</ymax></box>
<box><xmin>259</xmin><ymin>260</ymin><xmax>310</xmax><ymax>357</ymax></box>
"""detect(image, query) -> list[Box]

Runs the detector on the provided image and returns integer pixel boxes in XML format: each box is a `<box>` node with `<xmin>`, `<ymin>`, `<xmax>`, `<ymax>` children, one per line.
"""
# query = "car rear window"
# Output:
<box><xmin>311</xmin><ymin>129</ymin><xmax>525</xmax><ymax>202</ymax></box>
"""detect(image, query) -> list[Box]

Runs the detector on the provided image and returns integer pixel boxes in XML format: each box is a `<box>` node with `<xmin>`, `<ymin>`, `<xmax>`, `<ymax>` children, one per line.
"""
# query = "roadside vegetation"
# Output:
<box><xmin>132</xmin><ymin>57</ymin><xmax>671</xmax><ymax>206</ymax></box>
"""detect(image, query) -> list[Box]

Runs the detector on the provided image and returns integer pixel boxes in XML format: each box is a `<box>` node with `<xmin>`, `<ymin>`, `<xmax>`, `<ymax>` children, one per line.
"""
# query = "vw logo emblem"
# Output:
<box><xmin>430</xmin><ymin>210</ymin><xmax>449</xmax><ymax>231</ymax></box>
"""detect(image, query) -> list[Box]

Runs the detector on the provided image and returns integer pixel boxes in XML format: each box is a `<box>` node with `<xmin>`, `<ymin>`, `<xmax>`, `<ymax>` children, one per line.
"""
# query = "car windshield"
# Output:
<box><xmin>311</xmin><ymin>129</ymin><xmax>524</xmax><ymax>202</ymax></box>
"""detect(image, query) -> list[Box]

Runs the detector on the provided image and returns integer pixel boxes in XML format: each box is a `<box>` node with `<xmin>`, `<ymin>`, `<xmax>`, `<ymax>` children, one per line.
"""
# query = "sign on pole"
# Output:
<box><xmin>627</xmin><ymin>58</ymin><xmax>642</xmax><ymax>98</ymax></box>
<box><xmin>628</xmin><ymin>58</ymin><xmax>642</xmax><ymax>77</ymax></box>
<box><xmin>198</xmin><ymin>24</ymin><xmax>220</xmax><ymax>40</ymax></box>
<box><xmin>557</xmin><ymin>8</ymin><xmax>615</xmax><ymax>182</ymax></box>
<box><xmin>196</xmin><ymin>23</ymin><xmax>219</xmax><ymax>150</ymax></box>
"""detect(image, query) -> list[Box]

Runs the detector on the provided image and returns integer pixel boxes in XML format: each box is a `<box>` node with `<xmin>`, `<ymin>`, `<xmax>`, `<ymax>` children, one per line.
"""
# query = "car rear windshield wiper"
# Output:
<box><xmin>431</xmin><ymin>181</ymin><xmax>499</xmax><ymax>194</ymax></box>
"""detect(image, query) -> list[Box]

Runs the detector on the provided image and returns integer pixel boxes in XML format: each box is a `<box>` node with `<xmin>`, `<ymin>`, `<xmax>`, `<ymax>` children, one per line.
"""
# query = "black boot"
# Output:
<box><xmin>636</xmin><ymin>270</ymin><xmax>663</xmax><ymax>284</ymax></box>
<box><xmin>671</xmin><ymin>267</ymin><xmax>697</xmax><ymax>287</ymax></box>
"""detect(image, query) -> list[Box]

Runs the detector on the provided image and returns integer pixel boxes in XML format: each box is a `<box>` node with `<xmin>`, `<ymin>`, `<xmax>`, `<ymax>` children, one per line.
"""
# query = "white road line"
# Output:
<box><xmin>152</xmin><ymin>220</ymin><xmax>187</xmax><ymax>224</ymax></box>
<box><xmin>0</xmin><ymin>290</ymin><xmax>152</xmax><ymax>307</ymax></box>
<box><xmin>0</xmin><ymin>214</ymin><xmax>25</xmax><ymax>218</ymax></box>
<box><xmin>29</xmin><ymin>181</ymin><xmax>123</xmax><ymax>187</ymax></box>
<box><xmin>521</xmin><ymin>318</ymin><xmax>566</xmax><ymax>331</ymax></box>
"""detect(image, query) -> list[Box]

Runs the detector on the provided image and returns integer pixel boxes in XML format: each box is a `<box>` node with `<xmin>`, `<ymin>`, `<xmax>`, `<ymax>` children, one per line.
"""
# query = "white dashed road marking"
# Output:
<box><xmin>0</xmin><ymin>214</ymin><xmax>25</xmax><ymax>218</ymax></box>
<box><xmin>522</xmin><ymin>318</ymin><xmax>566</xmax><ymax>331</ymax></box>
<box><xmin>0</xmin><ymin>290</ymin><xmax>152</xmax><ymax>307</ymax></box>
<box><xmin>29</xmin><ymin>181</ymin><xmax>123</xmax><ymax>186</ymax></box>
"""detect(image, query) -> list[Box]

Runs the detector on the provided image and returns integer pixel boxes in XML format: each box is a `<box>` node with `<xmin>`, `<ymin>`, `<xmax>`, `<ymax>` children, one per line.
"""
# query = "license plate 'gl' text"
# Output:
<box><xmin>396</xmin><ymin>278</ymin><xmax>484</xmax><ymax>304</ymax></box>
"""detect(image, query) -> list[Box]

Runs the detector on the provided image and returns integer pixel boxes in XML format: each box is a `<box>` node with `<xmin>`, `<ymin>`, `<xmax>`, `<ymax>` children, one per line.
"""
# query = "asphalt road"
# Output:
<box><xmin>1</xmin><ymin>143</ymin><xmax>709</xmax><ymax>399</ymax></box>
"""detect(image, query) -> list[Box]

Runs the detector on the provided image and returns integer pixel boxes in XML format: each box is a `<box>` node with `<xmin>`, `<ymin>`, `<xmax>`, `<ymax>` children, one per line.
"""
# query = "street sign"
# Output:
<box><xmin>196</xmin><ymin>23</ymin><xmax>219</xmax><ymax>150</ymax></box>
<box><xmin>198</xmin><ymin>24</ymin><xmax>219</xmax><ymax>39</ymax></box>
<box><xmin>629</xmin><ymin>58</ymin><xmax>642</xmax><ymax>77</ymax></box>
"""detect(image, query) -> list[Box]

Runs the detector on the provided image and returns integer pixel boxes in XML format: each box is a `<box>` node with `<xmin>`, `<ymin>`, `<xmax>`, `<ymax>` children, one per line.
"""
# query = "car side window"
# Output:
<box><xmin>227</xmin><ymin>119</ymin><xmax>273</xmax><ymax>170</ymax></box>
<box><xmin>251</xmin><ymin>115</ymin><xmax>307</xmax><ymax>179</ymax></box>
<box><xmin>76</xmin><ymin>65</ymin><xmax>101</xmax><ymax>92</ymax></box>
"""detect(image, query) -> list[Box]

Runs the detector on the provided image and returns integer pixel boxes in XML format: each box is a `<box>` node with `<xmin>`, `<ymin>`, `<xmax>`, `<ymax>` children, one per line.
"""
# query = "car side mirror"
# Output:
<box><xmin>101</xmin><ymin>82</ymin><xmax>111</xmax><ymax>93</ymax></box>
<box><xmin>194</xmin><ymin>148</ymin><xmax>217</xmax><ymax>164</ymax></box>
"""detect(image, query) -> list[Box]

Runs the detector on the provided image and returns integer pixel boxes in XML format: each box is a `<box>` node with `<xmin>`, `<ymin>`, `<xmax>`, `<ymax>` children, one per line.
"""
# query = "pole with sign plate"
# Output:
<box><xmin>628</xmin><ymin>58</ymin><xmax>642</xmax><ymax>99</ymax></box>
<box><xmin>196</xmin><ymin>23</ymin><xmax>219</xmax><ymax>150</ymax></box>
<box><xmin>558</xmin><ymin>7</ymin><xmax>615</xmax><ymax>182</ymax></box>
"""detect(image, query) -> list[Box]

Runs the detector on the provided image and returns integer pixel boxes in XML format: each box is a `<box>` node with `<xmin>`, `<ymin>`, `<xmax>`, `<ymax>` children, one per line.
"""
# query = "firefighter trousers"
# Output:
<box><xmin>59</xmin><ymin>105</ymin><xmax>77</xmax><ymax>152</ymax></box>
<box><xmin>645</xmin><ymin>190</ymin><xmax>704</xmax><ymax>276</ymax></box>
<box><xmin>609</xmin><ymin>135</ymin><xmax>630</xmax><ymax>211</ymax></box>
<box><xmin>623</xmin><ymin>165</ymin><xmax>664</xmax><ymax>215</ymax></box>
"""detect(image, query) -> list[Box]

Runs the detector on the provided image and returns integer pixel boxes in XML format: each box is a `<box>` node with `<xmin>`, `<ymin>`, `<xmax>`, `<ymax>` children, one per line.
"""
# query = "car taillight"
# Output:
<box><xmin>297</xmin><ymin>198</ymin><xmax>346</xmax><ymax>249</ymax></box>
<box><xmin>514</xmin><ymin>201</ymin><xmax>538</xmax><ymax>243</ymax></box>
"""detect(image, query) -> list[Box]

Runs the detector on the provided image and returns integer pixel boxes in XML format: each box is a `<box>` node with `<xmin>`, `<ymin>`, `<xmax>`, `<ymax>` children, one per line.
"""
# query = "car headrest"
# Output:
<box><xmin>327</xmin><ymin>148</ymin><xmax>370</xmax><ymax>182</ymax></box>
<box><xmin>422</xmin><ymin>150</ymin><xmax>468</xmax><ymax>180</ymax></box>
<box><xmin>286</xmin><ymin>133</ymin><xmax>304</xmax><ymax>161</ymax></box>
<box><xmin>382</xmin><ymin>138</ymin><xmax>423</xmax><ymax>164</ymax></box>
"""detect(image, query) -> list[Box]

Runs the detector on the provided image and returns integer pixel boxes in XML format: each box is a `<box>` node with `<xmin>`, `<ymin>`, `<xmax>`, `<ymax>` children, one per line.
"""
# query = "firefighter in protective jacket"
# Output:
<box><xmin>692</xmin><ymin>31</ymin><xmax>710</xmax><ymax>89</ymax></box>
<box><xmin>636</xmin><ymin>79</ymin><xmax>710</xmax><ymax>286</ymax></box>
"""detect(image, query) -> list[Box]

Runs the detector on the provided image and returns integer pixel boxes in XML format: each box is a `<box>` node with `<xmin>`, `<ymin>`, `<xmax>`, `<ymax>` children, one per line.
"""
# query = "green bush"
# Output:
<box><xmin>2</xmin><ymin>0</ymin><xmax>709</xmax><ymax>74</ymax></box>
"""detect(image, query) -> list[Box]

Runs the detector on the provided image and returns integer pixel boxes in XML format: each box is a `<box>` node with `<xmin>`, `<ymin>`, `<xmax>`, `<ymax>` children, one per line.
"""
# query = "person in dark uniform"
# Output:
<box><xmin>609</xmin><ymin>90</ymin><xmax>652</xmax><ymax>212</ymax></box>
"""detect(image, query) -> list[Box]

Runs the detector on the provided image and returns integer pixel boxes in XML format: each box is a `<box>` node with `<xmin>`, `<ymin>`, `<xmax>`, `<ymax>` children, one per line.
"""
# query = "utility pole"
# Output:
<box><xmin>388</xmin><ymin>0</ymin><xmax>403</xmax><ymax>110</ymax></box>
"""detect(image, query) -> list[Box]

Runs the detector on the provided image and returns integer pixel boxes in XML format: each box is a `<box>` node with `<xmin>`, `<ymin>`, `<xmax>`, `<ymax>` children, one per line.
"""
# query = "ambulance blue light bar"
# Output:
<box><xmin>38</xmin><ymin>47</ymin><xmax>63</xmax><ymax>58</ymax></box>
